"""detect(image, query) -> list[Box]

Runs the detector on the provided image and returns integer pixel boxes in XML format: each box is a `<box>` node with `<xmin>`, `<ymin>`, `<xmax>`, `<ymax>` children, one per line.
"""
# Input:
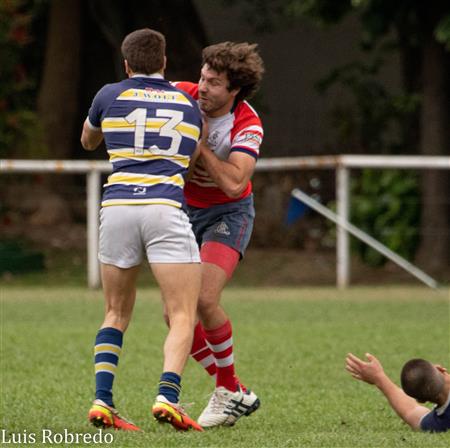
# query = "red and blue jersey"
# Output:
<box><xmin>174</xmin><ymin>82</ymin><xmax>263</xmax><ymax>208</ymax></box>
<box><xmin>87</xmin><ymin>75</ymin><xmax>202</xmax><ymax>208</ymax></box>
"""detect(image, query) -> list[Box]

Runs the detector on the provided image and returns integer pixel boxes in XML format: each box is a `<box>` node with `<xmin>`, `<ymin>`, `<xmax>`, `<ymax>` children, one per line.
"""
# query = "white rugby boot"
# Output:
<box><xmin>197</xmin><ymin>386</ymin><xmax>260</xmax><ymax>428</ymax></box>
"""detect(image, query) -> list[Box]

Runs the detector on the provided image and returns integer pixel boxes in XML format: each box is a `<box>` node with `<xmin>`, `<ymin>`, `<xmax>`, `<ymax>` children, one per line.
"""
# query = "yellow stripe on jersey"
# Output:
<box><xmin>117</xmin><ymin>88</ymin><xmax>192</xmax><ymax>105</ymax></box>
<box><xmin>101</xmin><ymin>198</ymin><xmax>182</xmax><ymax>208</ymax></box>
<box><xmin>107</xmin><ymin>149</ymin><xmax>190</xmax><ymax>168</ymax></box>
<box><xmin>105</xmin><ymin>172</ymin><xmax>184</xmax><ymax>188</ymax></box>
<box><xmin>175</xmin><ymin>122</ymin><xmax>200</xmax><ymax>140</ymax></box>
<box><xmin>102</xmin><ymin>118</ymin><xmax>200</xmax><ymax>141</ymax></box>
<box><xmin>102</xmin><ymin>118</ymin><xmax>164</xmax><ymax>131</ymax></box>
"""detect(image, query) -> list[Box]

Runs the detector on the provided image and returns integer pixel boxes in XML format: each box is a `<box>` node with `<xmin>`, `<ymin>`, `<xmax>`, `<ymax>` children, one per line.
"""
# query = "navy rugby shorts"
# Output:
<box><xmin>187</xmin><ymin>194</ymin><xmax>255</xmax><ymax>258</ymax></box>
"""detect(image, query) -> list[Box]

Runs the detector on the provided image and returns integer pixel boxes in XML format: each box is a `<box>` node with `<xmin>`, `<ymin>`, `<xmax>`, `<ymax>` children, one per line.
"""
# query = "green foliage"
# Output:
<box><xmin>317</xmin><ymin>48</ymin><xmax>421</xmax><ymax>269</ymax></box>
<box><xmin>435</xmin><ymin>14</ymin><xmax>450</xmax><ymax>50</ymax></box>
<box><xmin>316</xmin><ymin>51</ymin><xmax>421</xmax><ymax>154</ymax></box>
<box><xmin>1</xmin><ymin>286</ymin><xmax>448</xmax><ymax>447</ymax></box>
<box><xmin>0</xmin><ymin>239</ymin><xmax>44</xmax><ymax>273</ymax></box>
<box><xmin>0</xmin><ymin>0</ymin><xmax>48</xmax><ymax>157</ymax></box>
<box><xmin>351</xmin><ymin>169</ymin><xmax>420</xmax><ymax>266</ymax></box>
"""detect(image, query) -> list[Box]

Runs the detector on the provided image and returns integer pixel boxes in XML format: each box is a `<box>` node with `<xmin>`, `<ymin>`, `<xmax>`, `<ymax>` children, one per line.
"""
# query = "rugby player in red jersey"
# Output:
<box><xmin>174</xmin><ymin>42</ymin><xmax>264</xmax><ymax>427</ymax></box>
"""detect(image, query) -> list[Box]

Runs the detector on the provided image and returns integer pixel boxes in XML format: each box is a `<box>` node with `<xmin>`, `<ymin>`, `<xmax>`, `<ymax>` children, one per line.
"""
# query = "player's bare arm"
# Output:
<box><xmin>81</xmin><ymin>119</ymin><xmax>103</xmax><ymax>151</ymax></box>
<box><xmin>199</xmin><ymin>145</ymin><xmax>256</xmax><ymax>198</ymax></box>
<box><xmin>346</xmin><ymin>353</ymin><xmax>430</xmax><ymax>429</ymax></box>
<box><xmin>186</xmin><ymin>118</ymin><xmax>207</xmax><ymax>181</ymax></box>
<box><xmin>186</xmin><ymin>145</ymin><xmax>201</xmax><ymax>181</ymax></box>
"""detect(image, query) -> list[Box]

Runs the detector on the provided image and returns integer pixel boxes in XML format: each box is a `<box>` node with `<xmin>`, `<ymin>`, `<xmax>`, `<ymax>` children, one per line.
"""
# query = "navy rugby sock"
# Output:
<box><xmin>158</xmin><ymin>372</ymin><xmax>182</xmax><ymax>404</ymax></box>
<box><xmin>94</xmin><ymin>327</ymin><xmax>123</xmax><ymax>407</ymax></box>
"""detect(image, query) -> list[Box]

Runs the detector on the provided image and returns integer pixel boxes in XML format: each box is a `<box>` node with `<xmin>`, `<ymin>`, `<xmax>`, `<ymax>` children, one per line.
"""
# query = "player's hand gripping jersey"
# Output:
<box><xmin>87</xmin><ymin>75</ymin><xmax>202</xmax><ymax>209</ymax></box>
<box><xmin>175</xmin><ymin>82</ymin><xmax>263</xmax><ymax>208</ymax></box>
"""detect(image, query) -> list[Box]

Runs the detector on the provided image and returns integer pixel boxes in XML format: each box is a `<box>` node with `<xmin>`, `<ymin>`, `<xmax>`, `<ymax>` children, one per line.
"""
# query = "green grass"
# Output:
<box><xmin>1</xmin><ymin>286</ymin><xmax>449</xmax><ymax>447</ymax></box>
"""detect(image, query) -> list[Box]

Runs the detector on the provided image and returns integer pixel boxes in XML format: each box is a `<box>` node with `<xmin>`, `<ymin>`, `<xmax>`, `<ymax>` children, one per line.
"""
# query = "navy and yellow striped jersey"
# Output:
<box><xmin>87</xmin><ymin>74</ymin><xmax>202</xmax><ymax>208</ymax></box>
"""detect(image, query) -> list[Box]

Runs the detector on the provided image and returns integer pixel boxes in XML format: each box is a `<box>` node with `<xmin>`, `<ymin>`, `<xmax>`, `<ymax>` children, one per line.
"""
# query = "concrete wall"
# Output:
<box><xmin>193</xmin><ymin>0</ymin><xmax>401</xmax><ymax>156</ymax></box>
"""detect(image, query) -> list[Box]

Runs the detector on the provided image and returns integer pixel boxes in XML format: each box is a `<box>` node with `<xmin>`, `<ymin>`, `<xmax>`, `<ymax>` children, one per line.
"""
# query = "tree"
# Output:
<box><xmin>37</xmin><ymin>0</ymin><xmax>81</xmax><ymax>159</ymax></box>
<box><xmin>230</xmin><ymin>0</ymin><xmax>450</xmax><ymax>272</ymax></box>
<box><xmin>37</xmin><ymin>0</ymin><xmax>208</xmax><ymax>160</ymax></box>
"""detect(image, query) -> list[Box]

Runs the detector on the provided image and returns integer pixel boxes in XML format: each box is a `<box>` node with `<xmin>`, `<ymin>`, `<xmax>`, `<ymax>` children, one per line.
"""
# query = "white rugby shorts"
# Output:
<box><xmin>99</xmin><ymin>205</ymin><xmax>200</xmax><ymax>267</ymax></box>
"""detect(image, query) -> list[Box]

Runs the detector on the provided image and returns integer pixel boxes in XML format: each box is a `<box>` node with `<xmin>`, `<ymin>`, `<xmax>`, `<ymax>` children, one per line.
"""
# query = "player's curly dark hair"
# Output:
<box><xmin>400</xmin><ymin>359</ymin><xmax>445</xmax><ymax>403</ymax></box>
<box><xmin>202</xmin><ymin>41</ymin><xmax>264</xmax><ymax>103</ymax></box>
<box><xmin>121</xmin><ymin>28</ymin><xmax>165</xmax><ymax>75</ymax></box>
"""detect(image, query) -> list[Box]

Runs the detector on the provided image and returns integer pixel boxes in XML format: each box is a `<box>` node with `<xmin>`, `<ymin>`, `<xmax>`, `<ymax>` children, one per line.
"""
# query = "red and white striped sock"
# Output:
<box><xmin>190</xmin><ymin>321</ymin><xmax>216</xmax><ymax>377</ymax></box>
<box><xmin>204</xmin><ymin>320</ymin><xmax>238</xmax><ymax>392</ymax></box>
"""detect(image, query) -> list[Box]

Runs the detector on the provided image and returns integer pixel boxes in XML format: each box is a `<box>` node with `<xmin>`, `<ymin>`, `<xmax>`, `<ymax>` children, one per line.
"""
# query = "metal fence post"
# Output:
<box><xmin>87</xmin><ymin>170</ymin><xmax>101</xmax><ymax>288</ymax></box>
<box><xmin>336</xmin><ymin>165</ymin><xmax>350</xmax><ymax>288</ymax></box>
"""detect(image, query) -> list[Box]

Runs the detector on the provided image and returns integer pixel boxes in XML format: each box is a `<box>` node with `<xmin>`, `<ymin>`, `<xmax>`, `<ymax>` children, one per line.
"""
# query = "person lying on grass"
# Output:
<box><xmin>345</xmin><ymin>353</ymin><xmax>450</xmax><ymax>432</ymax></box>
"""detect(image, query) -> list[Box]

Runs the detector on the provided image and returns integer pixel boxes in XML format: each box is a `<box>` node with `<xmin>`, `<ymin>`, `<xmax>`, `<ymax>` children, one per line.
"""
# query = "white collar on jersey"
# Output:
<box><xmin>435</xmin><ymin>391</ymin><xmax>450</xmax><ymax>416</ymax></box>
<box><xmin>131</xmin><ymin>73</ymin><xmax>164</xmax><ymax>79</ymax></box>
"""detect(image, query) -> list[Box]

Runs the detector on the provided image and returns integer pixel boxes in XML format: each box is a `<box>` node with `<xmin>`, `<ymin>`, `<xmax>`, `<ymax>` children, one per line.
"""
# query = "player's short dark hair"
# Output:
<box><xmin>400</xmin><ymin>358</ymin><xmax>445</xmax><ymax>403</ymax></box>
<box><xmin>202</xmin><ymin>41</ymin><xmax>264</xmax><ymax>103</ymax></box>
<box><xmin>121</xmin><ymin>28</ymin><xmax>165</xmax><ymax>75</ymax></box>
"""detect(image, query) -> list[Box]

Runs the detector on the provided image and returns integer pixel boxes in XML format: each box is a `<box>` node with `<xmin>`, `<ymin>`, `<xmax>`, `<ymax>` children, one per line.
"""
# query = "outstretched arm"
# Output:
<box><xmin>345</xmin><ymin>353</ymin><xmax>430</xmax><ymax>430</ymax></box>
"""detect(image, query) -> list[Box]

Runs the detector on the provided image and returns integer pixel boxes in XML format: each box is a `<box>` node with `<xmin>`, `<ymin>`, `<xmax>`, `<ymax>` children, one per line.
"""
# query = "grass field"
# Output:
<box><xmin>1</xmin><ymin>286</ymin><xmax>449</xmax><ymax>447</ymax></box>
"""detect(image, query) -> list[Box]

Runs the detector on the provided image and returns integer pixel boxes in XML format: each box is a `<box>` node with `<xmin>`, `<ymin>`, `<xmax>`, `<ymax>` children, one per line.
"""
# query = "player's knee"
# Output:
<box><xmin>197</xmin><ymin>295</ymin><xmax>219</xmax><ymax>320</ymax></box>
<box><xmin>169</xmin><ymin>311</ymin><xmax>195</xmax><ymax>331</ymax></box>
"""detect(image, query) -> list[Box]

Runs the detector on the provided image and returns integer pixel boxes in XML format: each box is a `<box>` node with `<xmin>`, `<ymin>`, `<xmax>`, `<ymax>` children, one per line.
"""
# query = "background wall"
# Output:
<box><xmin>194</xmin><ymin>0</ymin><xmax>402</xmax><ymax>156</ymax></box>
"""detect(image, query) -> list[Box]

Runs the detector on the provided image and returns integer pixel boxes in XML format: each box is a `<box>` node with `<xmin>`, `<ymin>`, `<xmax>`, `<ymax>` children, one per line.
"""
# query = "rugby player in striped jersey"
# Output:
<box><xmin>81</xmin><ymin>28</ymin><xmax>203</xmax><ymax>432</ymax></box>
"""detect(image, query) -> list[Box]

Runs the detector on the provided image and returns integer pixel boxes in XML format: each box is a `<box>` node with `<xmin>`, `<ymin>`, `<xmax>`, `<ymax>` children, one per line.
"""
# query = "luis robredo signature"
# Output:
<box><xmin>1</xmin><ymin>429</ymin><xmax>114</xmax><ymax>445</ymax></box>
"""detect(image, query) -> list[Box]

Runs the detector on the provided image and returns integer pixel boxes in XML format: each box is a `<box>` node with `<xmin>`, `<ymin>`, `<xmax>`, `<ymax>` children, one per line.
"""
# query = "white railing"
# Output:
<box><xmin>1</xmin><ymin>155</ymin><xmax>449</xmax><ymax>288</ymax></box>
<box><xmin>291</xmin><ymin>188</ymin><xmax>439</xmax><ymax>288</ymax></box>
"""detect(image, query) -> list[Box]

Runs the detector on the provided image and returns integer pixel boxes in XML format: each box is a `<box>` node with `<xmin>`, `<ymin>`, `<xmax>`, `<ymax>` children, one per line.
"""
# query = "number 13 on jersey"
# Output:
<box><xmin>125</xmin><ymin>107</ymin><xmax>183</xmax><ymax>156</ymax></box>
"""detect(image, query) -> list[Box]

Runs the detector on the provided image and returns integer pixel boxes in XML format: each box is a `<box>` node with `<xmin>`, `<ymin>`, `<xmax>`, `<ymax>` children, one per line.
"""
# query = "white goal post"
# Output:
<box><xmin>1</xmin><ymin>155</ymin><xmax>449</xmax><ymax>288</ymax></box>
